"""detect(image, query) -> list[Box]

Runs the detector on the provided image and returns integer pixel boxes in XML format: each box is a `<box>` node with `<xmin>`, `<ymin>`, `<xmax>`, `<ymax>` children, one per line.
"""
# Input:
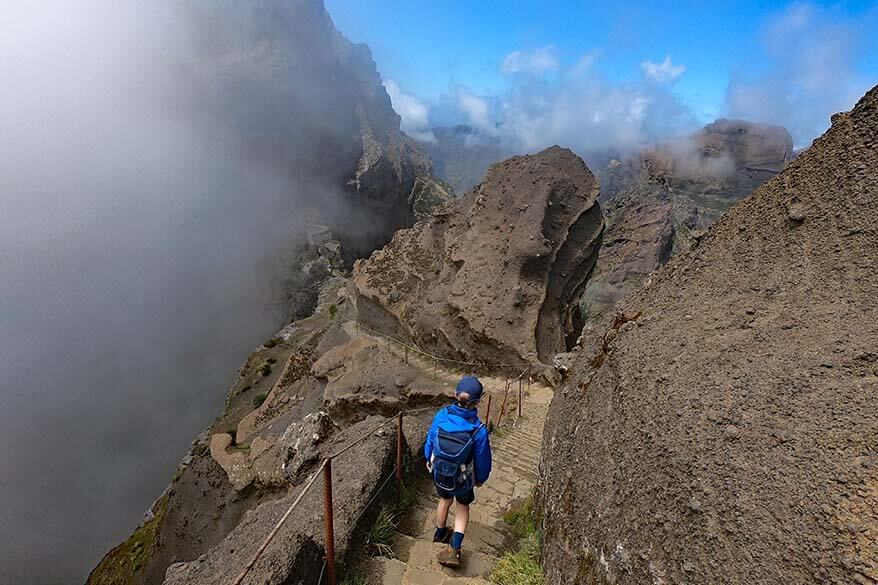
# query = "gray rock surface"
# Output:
<box><xmin>541</xmin><ymin>85</ymin><xmax>878</xmax><ymax>584</ymax></box>
<box><xmin>353</xmin><ymin>146</ymin><xmax>604</xmax><ymax>365</ymax></box>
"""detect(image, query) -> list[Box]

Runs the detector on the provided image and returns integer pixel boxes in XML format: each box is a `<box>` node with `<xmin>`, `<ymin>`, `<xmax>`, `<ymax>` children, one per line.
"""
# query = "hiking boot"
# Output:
<box><xmin>437</xmin><ymin>545</ymin><xmax>462</xmax><ymax>568</ymax></box>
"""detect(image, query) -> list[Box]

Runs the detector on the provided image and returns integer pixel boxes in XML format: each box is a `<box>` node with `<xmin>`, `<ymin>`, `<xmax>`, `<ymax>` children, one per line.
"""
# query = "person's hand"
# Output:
<box><xmin>476</xmin><ymin>482</ymin><xmax>484</xmax><ymax>487</ymax></box>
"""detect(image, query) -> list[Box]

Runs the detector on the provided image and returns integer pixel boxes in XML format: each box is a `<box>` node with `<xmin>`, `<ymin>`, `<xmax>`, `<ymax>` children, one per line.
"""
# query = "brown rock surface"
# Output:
<box><xmin>541</xmin><ymin>86</ymin><xmax>878</xmax><ymax>583</ymax></box>
<box><xmin>583</xmin><ymin>120</ymin><xmax>793</xmax><ymax>326</ymax></box>
<box><xmin>353</xmin><ymin>146</ymin><xmax>604</xmax><ymax>365</ymax></box>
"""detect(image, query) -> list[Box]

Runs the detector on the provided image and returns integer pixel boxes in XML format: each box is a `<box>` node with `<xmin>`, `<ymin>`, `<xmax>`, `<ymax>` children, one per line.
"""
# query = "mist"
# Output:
<box><xmin>0</xmin><ymin>2</ymin><xmax>366</xmax><ymax>583</ymax></box>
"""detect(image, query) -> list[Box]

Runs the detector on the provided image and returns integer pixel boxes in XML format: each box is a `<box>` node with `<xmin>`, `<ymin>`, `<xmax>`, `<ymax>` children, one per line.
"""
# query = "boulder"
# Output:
<box><xmin>541</xmin><ymin>85</ymin><xmax>878</xmax><ymax>584</ymax></box>
<box><xmin>354</xmin><ymin>146</ymin><xmax>603</xmax><ymax>365</ymax></box>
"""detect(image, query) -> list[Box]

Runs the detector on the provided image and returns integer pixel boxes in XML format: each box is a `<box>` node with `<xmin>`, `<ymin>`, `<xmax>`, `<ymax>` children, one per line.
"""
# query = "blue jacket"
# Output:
<box><xmin>425</xmin><ymin>404</ymin><xmax>492</xmax><ymax>485</ymax></box>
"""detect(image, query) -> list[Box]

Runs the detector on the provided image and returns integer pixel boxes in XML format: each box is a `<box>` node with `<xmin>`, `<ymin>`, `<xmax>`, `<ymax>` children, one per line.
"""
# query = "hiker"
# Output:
<box><xmin>424</xmin><ymin>375</ymin><xmax>492</xmax><ymax>568</ymax></box>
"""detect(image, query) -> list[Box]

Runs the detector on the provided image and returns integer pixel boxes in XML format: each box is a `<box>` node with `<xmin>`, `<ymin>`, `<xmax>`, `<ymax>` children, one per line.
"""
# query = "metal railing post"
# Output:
<box><xmin>396</xmin><ymin>412</ymin><xmax>403</xmax><ymax>495</ymax></box>
<box><xmin>485</xmin><ymin>394</ymin><xmax>492</xmax><ymax>429</ymax></box>
<box><xmin>518</xmin><ymin>377</ymin><xmax>523</xmax><ymax>418</ymax></box>
<box><xmin>322</xmin><ymin>458</ymin><xmax>337</xmax><ymax>585</ymax></box>
<box><xmin>404</xmin><ymin>346</ymin><xmax>408</xmax><ymax>364</ymax></box>
<box><xmin>498</xmin><ymin>380</ymin><xmax>510</xmax><ymax>427</ymax></box>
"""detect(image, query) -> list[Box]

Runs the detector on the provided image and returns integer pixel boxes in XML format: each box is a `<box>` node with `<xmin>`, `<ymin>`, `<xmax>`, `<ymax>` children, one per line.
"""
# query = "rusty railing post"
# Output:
<box><xmin>322</xmin><ymin>458</ymin><xmax>337</xmax><ymax>585</ymax></box>
<box><xmin>485</xmin><ymin>394</ymin><xmax>492</xmax><ymax>429</ymax></box>
<box><xmin>396</xmin><ymin>412</ymin><xmax>403</xmax><ymax>494</ymax></box>
<box><xmin>498</xmin><ymin>380</ymin><xmax>510</xmax><ymax>427</ymax></box>
<box><xmin>518</xmin><ymin>377</ymin><xmax>523</xmax><ymax>418</ymax></box>
<box><xmin>404</xmin><ymin>346</ymin><xmax>408</xmax><ymax>364</ymax></box>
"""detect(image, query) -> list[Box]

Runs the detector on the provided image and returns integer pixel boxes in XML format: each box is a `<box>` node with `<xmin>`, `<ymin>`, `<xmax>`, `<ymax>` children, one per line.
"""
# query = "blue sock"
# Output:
<box><xmin>434</xmin><ymin>526</ymin><xmax>448</xmax><ymax>541</ymax></box>
<box><xmin>451</xmin><ymin>531</ymin><xmax>465</xmax><ymax>550</ymax></box>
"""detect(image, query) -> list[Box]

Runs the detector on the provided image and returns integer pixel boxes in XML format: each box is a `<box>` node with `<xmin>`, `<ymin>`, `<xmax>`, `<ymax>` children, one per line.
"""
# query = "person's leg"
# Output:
<box><xmin>453</xmin><ymin>502</ymin><xmax>469</xmax><ymax>536</ymax></box>
<box><xmin>434</xmin><ymin>496</ymin><xmax>453</xmax><ymax>542</ymax></box>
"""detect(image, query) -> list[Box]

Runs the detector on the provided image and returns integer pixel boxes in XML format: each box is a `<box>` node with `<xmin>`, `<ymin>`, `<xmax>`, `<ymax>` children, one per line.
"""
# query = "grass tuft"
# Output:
<box><xmin>339</xmin><ymin>572</ymin><xmax>367</xmax><ymax>585</ymax></box>
<box><xmin>252</xmin><ymin>393</ymin><xmax>268</xmax><ymax>407</ymax></box>
<box><xmin>493</xmin><ymin>492</ymin><xmax>543</xmax><ymax>585</ymax></box>
<box><xmin>367</xmin><ymin>505</ymin><xmax>398</xmax><ymax>558</ymax></box>
<box><xmin>491</xmin><ymin>532</ymin><xmax>542</xmax><ymax>585</ymax></box>
<box><xmin>503</xmin><ymin>495</ymin><xmax>536</xmax><ymax>539</ymax></box>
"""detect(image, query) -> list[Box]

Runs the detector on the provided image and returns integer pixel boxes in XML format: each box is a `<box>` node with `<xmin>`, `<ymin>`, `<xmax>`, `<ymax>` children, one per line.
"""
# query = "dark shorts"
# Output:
<box><xmin>435</xmin><ymin>485</ymin><xmax>475</xmax><ymax>505</ymax></box>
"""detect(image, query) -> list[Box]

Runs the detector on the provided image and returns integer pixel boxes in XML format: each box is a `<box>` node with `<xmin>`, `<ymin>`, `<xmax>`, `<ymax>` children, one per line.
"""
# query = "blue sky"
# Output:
<box><xmin>326</xmin><ymin>0</ymin><xmax>878</xmax><ymax>150</ymax></box>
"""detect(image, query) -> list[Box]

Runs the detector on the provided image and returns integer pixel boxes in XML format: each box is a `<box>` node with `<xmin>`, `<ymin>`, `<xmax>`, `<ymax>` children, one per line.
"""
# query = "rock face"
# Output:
<box><xmin>186</xmin><ymin>0</ymin><xmax>448</xmax><ymax>262</ymax></box>
<box><xmin>541</xmin><ymin>86</ymin><xmax>878</xmax><ymax>583</ymax></box>
<box><xmin>353</xmin><ymin>146</ymin><xmax>604</xmax><ymax>365</ymax></box>
<box><xmin>582</xmin><ymin>120</ymin><xmax>793</xmax><ymax>326</ymax></box>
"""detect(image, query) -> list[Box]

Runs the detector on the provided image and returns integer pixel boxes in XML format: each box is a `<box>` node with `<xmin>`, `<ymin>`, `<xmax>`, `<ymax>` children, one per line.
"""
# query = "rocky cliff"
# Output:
<box><xmin>86</xmin><ymin>2</ymin><xmax>451</xmax><ymax>583</ymax></box>
<box><xmin>582</xmin><ymin>119</ymin><xmax>793</xmax><ymax>326</ymax></box>
<box><xmin>353</xmin><ymin>146</ymin><xmax>604</xmax><ymax>366</ymax></box>
<box><xmin>541</xmin><ymin>86</ymin><xmax>878</xmax><ymax>583</ymax></box>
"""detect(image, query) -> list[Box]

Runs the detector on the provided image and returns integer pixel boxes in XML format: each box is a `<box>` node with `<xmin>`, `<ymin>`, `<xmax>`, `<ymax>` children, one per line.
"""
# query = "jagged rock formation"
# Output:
<box><xmin>425</xmin><ymin>125</ymin><xmax>508</xmax><ymax>194</ymax></box>
<box><xmin>541</xmin><ymin>86</ymin><xmax>878</xmax><ymax>584</ymax></box>
<box><xmin>582</xmin><ymin>120</ymin><xmax>793</xmax><ymax>326</ymax></box>
<box><xmin>353</xmin><ymin>146</ymin><xmax>604</xmax><ymax>366</ymax></box>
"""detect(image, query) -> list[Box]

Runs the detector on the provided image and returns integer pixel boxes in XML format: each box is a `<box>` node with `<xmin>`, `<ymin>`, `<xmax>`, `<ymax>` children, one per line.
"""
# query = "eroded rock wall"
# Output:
<box><xmin>541</xmin><ymin>86</ymin><xmax>878</xmax><ymax>584</ymax></box>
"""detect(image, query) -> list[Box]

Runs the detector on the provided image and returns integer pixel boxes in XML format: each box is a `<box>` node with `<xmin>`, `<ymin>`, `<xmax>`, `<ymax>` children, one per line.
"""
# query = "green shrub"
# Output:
<box><xmin>252</xmin><ymin>393</ymin><xmax>268</xmax><ymax>407</ymax></box>
<box><xmin>266</xmin><ymin>357</ymin><xmax>278</xmax><ymax>365</ymax></box>
<box><xmin>328</xmin><ymin>303</ymin><xmax>338</xmax><ymax>319</ymax></box>
<box><xmin>263</xmin><ymin>337</ymin><xmax>283</xmax><ymax>348</ymax></box>
<box><xmin>257</xmin><ymin>363</ymin><xmax>272</xmax><ymax>377</ymax></box>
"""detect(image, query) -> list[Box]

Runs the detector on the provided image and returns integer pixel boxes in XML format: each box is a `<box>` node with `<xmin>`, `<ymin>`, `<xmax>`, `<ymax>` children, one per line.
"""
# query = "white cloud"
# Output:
<box><xmin>384</xmin><ymin>79</ymin><xmax>435</xmax><ymax>142</ymax></box>
<box><xmin>501</xmin><ymin>45</ymin><xmax>560</xmax><ymax>75</ymax></box>
<box><xmin>445</xmin><ymin>52</ymin><xmax>697</xmax><ymax>157</ymax></box>
<box><xmin>641</xmin><ymin>55</ymin><xmax>686</xmax><ymax>82</ymax></box>
<box><xmin>455</xmin><ymin>87</ymin><xmax>495</xmax><ymax>134</ymax></box>
<box><xmin>725</xmin><ymin>2</ymin><xmax>872</xmax><ymax>147</ymax></box>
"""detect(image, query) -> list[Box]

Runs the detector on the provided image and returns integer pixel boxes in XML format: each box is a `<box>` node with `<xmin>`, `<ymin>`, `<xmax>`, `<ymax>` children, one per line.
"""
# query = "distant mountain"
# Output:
<box><xmin>424</xmin><ymin>125</ymin><xmax>508</xmax><ymax>194</ymax></box>
<box><xmin>581</xmin><ymin>119</ymin><xmax>793</xmax><ymax>328</ymax></box>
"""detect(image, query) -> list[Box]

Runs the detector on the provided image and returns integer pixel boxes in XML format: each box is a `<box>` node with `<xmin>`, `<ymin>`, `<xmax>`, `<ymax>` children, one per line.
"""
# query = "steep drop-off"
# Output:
<box><xmin>87</xmin><ymin>1</ymin><xmax>450</xmax><ymax>583</ymax></box>
<box><xmin>353</xmin><ymin>146</ymin><xmax>604</xmax><ymax>366</ymax></box>
<box><xmin>582</xmin><ymin>119</ymin><xmax>793</xmax><ymax>326</ymax></box>
<box><xmin>541</xmin><ymin>86</ymin><xmax>878</xmax><ymax>583</ymax></box>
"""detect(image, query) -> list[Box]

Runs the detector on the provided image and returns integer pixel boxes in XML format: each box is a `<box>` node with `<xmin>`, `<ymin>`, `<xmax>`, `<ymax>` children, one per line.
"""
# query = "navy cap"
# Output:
<box><xmin>455</xmin><ymin>375</ymin><xmax>484</xmax><ymax>403</ymax></box>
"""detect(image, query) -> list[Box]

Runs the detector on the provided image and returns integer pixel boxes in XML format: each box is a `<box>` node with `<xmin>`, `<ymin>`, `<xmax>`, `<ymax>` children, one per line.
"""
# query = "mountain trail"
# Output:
<box><xmin>346</xmin><ymin>322</ymin><xmax>553</xmax><ymax>585</ymax></box>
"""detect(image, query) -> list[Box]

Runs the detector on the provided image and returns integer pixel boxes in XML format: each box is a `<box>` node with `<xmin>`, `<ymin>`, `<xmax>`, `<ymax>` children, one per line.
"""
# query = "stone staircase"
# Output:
<box><xmin>368</xmin><ymin>368</ymin><xmax>553</xmax><ymax>585</ymax></box>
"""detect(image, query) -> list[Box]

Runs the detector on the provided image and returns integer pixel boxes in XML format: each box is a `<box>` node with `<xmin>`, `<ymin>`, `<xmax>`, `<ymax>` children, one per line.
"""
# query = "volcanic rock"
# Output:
<box><xmin>353</xmin><ymin>146</ymin><xmax>604</xmax><ymax>365</ymax></box>
<box><xmin>541</xmin><ymin>86</ymin><xmax>878</xmax><ymax>583</ymax></box>
<box><xmin>582</xmin><ymin>119</ymin><xmax>793</xmax><ymax>326</ymax></box>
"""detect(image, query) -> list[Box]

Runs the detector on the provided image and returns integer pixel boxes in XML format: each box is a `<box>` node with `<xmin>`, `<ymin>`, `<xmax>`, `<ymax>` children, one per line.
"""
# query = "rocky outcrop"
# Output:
<box><xmin>164</xmin><ymin>416</ymin><xmax>398</xmax><ymax>585</ymax></box>
<box><xmin>541</xmin><ymin>86</ymin><xmax>878</xmax><ymax>583</ymax></box>
<box><xmin>582</xmin><ymin>120</ymin><xmax>793</xmax><ymax>326</ymax></box>
<box><xmin>353</xmin><ymin>146</ymin><xmax>604</xmax><ymax>366</ymax></box>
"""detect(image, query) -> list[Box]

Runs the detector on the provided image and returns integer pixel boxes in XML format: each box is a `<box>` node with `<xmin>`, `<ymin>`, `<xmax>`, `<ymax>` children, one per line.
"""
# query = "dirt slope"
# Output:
<box><xmin>541</xmin><ymin>86</ymin><xmax>878</xmax><ymax>583</ymax></box>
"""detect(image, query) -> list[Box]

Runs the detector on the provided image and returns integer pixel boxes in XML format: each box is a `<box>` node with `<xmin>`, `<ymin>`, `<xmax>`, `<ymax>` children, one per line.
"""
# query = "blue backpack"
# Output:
<box><xmin>430</xmin><ymin>408</ymin><xmax>482</xmax><ymax>495</ymax></box>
